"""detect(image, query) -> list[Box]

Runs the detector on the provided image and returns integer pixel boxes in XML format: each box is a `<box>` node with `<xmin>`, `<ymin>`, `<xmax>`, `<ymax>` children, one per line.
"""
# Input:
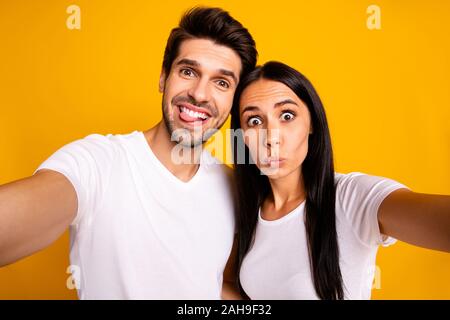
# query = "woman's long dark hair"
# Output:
<box><xmin>230</xmin><ymin>61</ymin><xmax>344</xmax><ymax>300</ymax></box>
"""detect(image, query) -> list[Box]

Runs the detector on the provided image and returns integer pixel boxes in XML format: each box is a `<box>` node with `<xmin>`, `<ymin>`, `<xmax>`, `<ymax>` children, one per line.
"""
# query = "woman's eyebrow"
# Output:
<box><xmin>241</xmin><ymin>105</ymin><xmax>260</xmax><ymax>114</ymax></box>
<box><xmin>274</xmin><ymin>99</ymin><xmax>299</xmax><ymax>108</ymax></box>
<box><xmin>241</xmin><ymin>99</ymin><xmax>299</xmax><ymax>114</ymax></box>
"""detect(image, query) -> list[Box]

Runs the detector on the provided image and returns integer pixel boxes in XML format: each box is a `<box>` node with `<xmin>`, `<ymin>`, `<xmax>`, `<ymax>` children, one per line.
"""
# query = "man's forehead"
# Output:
<box><xmin>175</xmin><ymin>38</ymin><xmax>242</xmax><ymax>76</ymax></box>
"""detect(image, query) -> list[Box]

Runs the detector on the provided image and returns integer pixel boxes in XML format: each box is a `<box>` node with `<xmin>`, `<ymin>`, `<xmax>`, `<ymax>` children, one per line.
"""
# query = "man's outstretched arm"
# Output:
<box><xmin>0</xmin><ymin>169</ymin><xmax>77</xmax><ymax>267</ymax></box>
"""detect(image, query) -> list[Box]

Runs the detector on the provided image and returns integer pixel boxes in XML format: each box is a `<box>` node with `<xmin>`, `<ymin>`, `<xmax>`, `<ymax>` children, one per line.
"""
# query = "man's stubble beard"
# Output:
<box><xmin>161</xmin><ymin>93</ymin><xmax>227</xmax><ymax>148</ymax></box>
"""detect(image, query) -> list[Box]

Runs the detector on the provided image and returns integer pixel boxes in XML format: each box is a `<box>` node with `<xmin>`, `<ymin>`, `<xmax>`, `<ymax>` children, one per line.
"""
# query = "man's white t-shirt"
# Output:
<box><xmin>240</xmin><ymin>172</ymin><xmax>409</xmax><ymax>300</ymax></box>
<box><xmin>33</xmin><ymin>131</ymin><xmax>236</xmax><ymax>299</ymax></box>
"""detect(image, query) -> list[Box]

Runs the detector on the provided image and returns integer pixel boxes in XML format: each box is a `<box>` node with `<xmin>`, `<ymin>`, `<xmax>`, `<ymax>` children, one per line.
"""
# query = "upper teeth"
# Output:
<box><xmin>180</xmin><ymin>106</ymin><xmax>209</xmax><ymax>120</ymax></box>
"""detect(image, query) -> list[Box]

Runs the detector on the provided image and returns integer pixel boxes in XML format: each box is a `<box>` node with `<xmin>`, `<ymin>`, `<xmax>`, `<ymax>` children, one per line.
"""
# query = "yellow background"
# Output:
<box><xmin>0</xmin><ymin>0</ymin><xmax>449</xmax><ymax>299</ymax></box>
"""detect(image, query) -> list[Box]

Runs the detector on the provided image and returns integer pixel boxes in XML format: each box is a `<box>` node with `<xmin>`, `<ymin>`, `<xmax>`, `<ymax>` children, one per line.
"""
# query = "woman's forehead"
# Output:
<box><xmin>241</xmin><ymin>80</ymin><xmax>297</xmax><ymax>101</ymax></box>
<box><xmin>240</xmin><ymin>79</ymin><xmax>301</xmax><ymax>109</ymax></box>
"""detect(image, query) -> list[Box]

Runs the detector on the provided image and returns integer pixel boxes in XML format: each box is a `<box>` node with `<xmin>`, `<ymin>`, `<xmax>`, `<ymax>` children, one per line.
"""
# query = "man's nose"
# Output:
<box><xmin>187</xmin><ymin>78</ymin><xmax>211</xmax><ymax>104</ymax></box>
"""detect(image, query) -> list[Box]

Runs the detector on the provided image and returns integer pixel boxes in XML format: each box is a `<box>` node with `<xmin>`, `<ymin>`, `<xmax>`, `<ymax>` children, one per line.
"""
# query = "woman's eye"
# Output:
<box><xmin>247</xmin><ymin>117</ymin><xmax>262</xmax><ymax>127</ymax></box>
<box><xmin>281</xmin><ymin>111</ymin><xmax>295</xmax><ymax>121</ymax></box>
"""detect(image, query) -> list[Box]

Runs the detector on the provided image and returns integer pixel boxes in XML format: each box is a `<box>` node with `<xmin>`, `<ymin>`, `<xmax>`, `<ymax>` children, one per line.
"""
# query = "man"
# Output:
<box><xmin>0</xmin><ymin>7</ymin><xmax>257</xmax><ymax>299</ymax></box>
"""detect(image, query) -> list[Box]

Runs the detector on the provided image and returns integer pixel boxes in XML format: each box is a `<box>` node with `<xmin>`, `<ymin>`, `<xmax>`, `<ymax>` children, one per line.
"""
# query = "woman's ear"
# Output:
<box><xmin>159</xmin><ymin>70</ymin><xmax>166</xmax><ymax>93</ymax></box>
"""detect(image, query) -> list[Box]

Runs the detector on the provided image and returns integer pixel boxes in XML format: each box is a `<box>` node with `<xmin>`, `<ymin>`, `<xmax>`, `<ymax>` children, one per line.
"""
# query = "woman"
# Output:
<box><xmin>229</xmin><ymin>61</ymin><xmax>450</xmax><ymax>299</ymax></box>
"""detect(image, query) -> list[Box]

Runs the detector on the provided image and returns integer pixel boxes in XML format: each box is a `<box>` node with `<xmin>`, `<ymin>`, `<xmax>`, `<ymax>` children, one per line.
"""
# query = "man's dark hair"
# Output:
<box><xmin>162</xmin><ymin>7</ymin><xmax>258</xmax><ymax>79</ymax></box>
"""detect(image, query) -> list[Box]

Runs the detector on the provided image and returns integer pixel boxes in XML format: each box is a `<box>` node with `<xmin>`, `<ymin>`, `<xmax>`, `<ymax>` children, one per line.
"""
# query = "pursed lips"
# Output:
<box><xmin>261</xmin><ymin>156</ymin><xmax>286</xmax><ymax>167</ymax></box>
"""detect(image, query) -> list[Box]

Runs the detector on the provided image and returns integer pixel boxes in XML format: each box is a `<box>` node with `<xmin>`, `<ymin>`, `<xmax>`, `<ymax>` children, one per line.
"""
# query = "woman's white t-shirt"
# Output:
<box><xmin>34</xmin><ymin>131</ymin><xmax>236</xmax><ymax>299</ymax></box>
<box><xmin>239</xmin><ymin>172</ymin><xmax>409</xmax><ymax>300</ymax></box>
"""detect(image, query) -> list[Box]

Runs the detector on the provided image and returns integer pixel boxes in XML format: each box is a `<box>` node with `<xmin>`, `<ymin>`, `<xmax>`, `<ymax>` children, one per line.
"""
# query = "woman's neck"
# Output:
<box><xmin>265</xmin><ymin>168</ymin><xmax>306</xmax><ymax>213</ymax></box>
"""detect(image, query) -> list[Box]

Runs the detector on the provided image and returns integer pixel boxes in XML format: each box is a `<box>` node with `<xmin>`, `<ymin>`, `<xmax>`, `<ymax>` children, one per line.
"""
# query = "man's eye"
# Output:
<box><xmin>217</xmin><ymin>80</ymin><xmax>230</xmax><ymax>88</ymax></box>
<box><xmin>280</xmin><ymin>111</ymin><xmax>295</xmax><ymax>121</ymax></box>
<box><xmin>180</xmin><ymin>69</ymin><xmax>195</xmax><ymax>77</ymax></box>
<box><xmin>247</xmin><ymin>117</ymin><xmax>262</xmax><ymax>127</ymax></box>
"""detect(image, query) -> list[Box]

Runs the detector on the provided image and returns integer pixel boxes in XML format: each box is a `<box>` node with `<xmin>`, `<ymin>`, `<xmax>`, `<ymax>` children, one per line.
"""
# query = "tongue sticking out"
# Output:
<box><xmin>179</xmin><ymin>108</ymin><xmax>206</xmax><ymax>123</ymax></box>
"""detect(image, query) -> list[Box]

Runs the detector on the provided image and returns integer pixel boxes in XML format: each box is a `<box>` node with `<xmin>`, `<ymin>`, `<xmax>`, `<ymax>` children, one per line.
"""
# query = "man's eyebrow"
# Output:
<box><xmin>175</xmin><ymin>59</ymin><xmax>237</xmax><ymax>84</ymax></box>
<box><xmin>176</xmin><ymin>58</ymin><xmax>199</xmax><ymax>67</ymax></box>
<box><xmin>218</xmin><ymin>69</ymin><xmax>238</xmax><ymax>84</ymax></box>
<box><xmin>242</xmin><ymin>99</ymin><xmax>299</xmax><ymax>114</ymax></box>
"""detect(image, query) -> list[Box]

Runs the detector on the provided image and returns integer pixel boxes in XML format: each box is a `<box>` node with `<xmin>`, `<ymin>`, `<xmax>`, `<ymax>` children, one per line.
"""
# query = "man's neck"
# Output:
<box><xmin>143</xmin><ymin>121</ymin><xmax>203</xmax><ymax>183</ymax></box>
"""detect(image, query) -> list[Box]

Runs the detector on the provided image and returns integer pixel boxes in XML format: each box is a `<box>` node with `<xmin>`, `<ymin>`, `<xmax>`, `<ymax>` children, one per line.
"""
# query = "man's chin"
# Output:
<box><xmin>175</xmin><ymin>122</ymin><xmax>218</xmax><ymax>140</ymax></box>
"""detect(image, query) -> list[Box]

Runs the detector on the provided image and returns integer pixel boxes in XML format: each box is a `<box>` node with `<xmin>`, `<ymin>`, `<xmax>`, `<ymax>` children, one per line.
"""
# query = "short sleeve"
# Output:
<box><xmin>33</xmin><ymin>134</ymin><xmax>116</xmax><ymax>227</ymax></box>
<box><xmin>335</xmin><ymin>172</ymin><xmax>410</xmax><ymax>248</ymax></box>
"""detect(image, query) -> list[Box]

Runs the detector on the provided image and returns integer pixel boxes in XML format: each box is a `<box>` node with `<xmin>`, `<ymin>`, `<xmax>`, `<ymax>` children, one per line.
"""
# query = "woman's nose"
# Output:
<box><xmin>263</xmin><ymin>127</ymin><xmax>281</xmax><ymax>148</ymax></box>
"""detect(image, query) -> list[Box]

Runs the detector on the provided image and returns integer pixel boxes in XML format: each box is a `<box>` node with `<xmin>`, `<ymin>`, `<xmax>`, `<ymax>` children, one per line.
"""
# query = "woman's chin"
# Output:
<box><xmin>259</xmin><ymin>166</ymin><xmax>285</xmax><ymax>179</ymax></box>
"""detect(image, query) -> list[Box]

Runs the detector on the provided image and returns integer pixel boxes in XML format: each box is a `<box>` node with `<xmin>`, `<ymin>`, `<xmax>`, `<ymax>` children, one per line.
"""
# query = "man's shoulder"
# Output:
<box><xmin>75</xmin><ymin>130</ymin><xmax>140</xmax><ymax>148</ymax></box>
<box><xmin>56</xmin><ymin>130</ymin><xmax>142</xmax><ymax>163</ymax></box>
<box><xmin>82</xmin><ymin>130</ymin><xmax>140</xmax><ymax>144</ymax></box>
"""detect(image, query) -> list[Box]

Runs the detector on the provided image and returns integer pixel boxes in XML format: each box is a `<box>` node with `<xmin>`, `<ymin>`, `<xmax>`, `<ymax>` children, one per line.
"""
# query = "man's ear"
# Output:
<box><xmin>159</xmin><ymin>69</ymin><xmax>166</xmax><ymax>93</ymax></box>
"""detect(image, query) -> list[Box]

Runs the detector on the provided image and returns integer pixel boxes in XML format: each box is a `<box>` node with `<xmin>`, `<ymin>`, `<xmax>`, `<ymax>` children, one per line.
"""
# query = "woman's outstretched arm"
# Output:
<box><xmin>378</xmin><ymin>189</ymin><xmax>450</xmax><ymax>252</ymax></box>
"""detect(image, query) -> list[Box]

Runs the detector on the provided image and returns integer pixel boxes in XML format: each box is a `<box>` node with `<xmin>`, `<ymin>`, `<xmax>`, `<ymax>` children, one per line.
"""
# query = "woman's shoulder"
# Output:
<box><xmin>334</xmin><ymin>171</ymin><xmax>365</xmax><ymax>185</ymax></box>
<box><xmin>333</xmin><ymin>171</ymin><xmax>408</xmax><ymax>247</ymax></box>
<box><xmin>334</xmin><ymin>171</ymin><xmax>407</xmax><ymax>197</ymax></box>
